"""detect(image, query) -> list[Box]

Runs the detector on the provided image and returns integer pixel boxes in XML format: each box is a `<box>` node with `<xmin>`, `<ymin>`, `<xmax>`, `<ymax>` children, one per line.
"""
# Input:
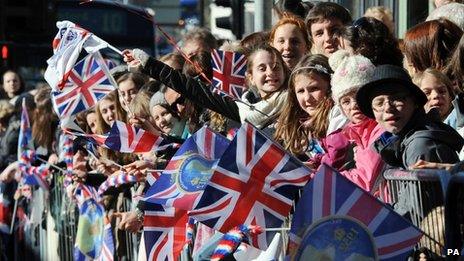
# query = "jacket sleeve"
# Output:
<box><xmin>0</xmin><ymin>130</ymin><xmax>19</xmax><ymax>170</ymax></box>
<box><xmin>403</xmin><ymin>137</ymin><xmax>461</xmax><ymax>168</ymax></box>
<box><xmin>319</xmin><ymin>130</ymin><xmax>352</xmax><ymax>170</ymax></box>
<box><xmin>141</xmin><ymin>57</ymin><xmax>241</xmax><ymax>123</ymax></box>
<box><xmin>340</xmin><ymin>146</ymin><xmax>384</xmax><ymax>192</ymax></box>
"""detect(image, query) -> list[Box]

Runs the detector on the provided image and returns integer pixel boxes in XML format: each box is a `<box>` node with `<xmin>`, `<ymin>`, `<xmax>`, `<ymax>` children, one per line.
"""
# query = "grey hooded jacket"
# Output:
<box><xmin>373</xmin><ymin>108</ymin><xmax>464</xmax><ymax>169</ymax></box>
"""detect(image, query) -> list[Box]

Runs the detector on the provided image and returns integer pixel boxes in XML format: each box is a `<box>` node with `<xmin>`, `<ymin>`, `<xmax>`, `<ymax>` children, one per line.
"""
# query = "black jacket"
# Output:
<box><xmin>0</xmin><ymin>115</ymin><xmax>20</xmax><ymax>170</ymax></box>
<box><xmin>373</xmin><ymin>109</ymin><xmax>463</xmax><ymax>169</ymax></box>
<box><xmin>141</xmin><ymin>57</ymin><xmax>241</xmax><ymax>122</ymax></box>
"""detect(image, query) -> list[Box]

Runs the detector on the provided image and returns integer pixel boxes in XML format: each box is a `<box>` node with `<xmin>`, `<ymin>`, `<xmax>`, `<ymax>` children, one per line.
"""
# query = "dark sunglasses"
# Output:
<box><xmin>170</xmin><ymin>96</ymin><xmax>185</xmax><ymax>111</ymax></box>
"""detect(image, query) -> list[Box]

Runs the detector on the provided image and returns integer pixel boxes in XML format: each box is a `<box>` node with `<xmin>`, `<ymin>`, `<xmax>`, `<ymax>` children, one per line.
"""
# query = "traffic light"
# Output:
<box><xmin>215</xmin><ymin>0</ymin><xmax>244</xmax><ymax>39</ymax></box>
<box><xmin>1</xmin><ymin>45</ymin><xmax>8</xmax><ymax>60</ymax></box>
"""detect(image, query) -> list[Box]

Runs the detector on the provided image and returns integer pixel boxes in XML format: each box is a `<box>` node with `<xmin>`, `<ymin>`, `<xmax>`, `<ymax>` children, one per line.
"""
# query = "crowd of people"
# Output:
<box><xmin>1</xmin><ymin>0</ymin><xmax>464</xmax><ymax>260</ymax></box>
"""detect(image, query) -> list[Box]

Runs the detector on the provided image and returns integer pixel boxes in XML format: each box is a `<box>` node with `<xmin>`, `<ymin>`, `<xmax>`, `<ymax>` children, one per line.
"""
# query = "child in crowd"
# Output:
<box><xmin>116</xmin><ymin>72</ymin><xmax>148</xmax><ymax>113</ymax></box>
<box><xmin>304</xmin><ymin>2</ymin><xmax>352</xmax><ymax>56</ymax></box>
<box><xmin>149</xmin><ymin>91</ymin><xmax>187</xmax><ymax>139</ymax></box>
<box><xmin>94</xmin><ymin>91</ymin><xmax>132</xmax><ymax>174</ymax></box>
<box><xmin>322</xmin><ymin>50</ymin><xmax>385</xmax><ymax>192</ymax></box>
<box><xmin>356</xmin><ymin>64</ymin><xmax>463</xmax><ymax>169</ymax></box>
<box><xmin>269</xmin><ymin>14</ymin><xmax>310</xmax><ymax>70</ymax></box>
<box><xmin>273</xmin><ymin>54</ymin><xmax>347</xmax><ymax>160</ymax></box>
<box><xmin>84</xmin><ymin>109</ymin><xmax>98</xmax><ymax>134</ymax></box>
<box><xmin>123</xmin><ymin>44</ymin><xmax>289</xmax><ymax>129</ymax></box>
<box><xmin>413</xmin><ymin>68</ymin><xmax>455</xmax><ymax>124</ymax></box>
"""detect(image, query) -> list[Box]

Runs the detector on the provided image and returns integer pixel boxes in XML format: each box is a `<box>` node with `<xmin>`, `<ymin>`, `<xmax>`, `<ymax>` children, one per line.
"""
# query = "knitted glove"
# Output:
<box><xmin>128</xmin><ymin>48</ymin><xmax>150</xmax><ymax>72</ymax></box>
<box><xmin>133</xmin><ymin>48</ymin><xmax>150</xmax><ymax>67</ymax></box>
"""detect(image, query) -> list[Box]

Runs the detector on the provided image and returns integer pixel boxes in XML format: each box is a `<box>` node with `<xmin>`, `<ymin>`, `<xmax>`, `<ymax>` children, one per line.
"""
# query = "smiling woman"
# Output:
<box><xmin>269</xmin><ymin>14</ymin><xmax>310</xmax><ymax>70</ymax></box>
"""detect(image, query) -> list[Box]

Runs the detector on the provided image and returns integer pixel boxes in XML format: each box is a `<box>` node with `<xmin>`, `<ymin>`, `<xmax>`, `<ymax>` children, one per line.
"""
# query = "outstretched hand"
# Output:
<box><xmin>410</xmin><ymin>159</ymin><xmax>454</xmax><ymax>171</ymax></box>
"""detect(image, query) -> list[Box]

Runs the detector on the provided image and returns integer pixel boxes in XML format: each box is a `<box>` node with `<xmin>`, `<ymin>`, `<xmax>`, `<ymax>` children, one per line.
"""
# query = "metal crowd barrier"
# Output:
<box><xmin>381</xmin><ymin>168</ymin><xmax>451</xmax><ymax>257</ymax></box>
<box><xmin>12</xmin><ymin>171</ymin><xmax>142</xmax><ymax>261</ymax></box>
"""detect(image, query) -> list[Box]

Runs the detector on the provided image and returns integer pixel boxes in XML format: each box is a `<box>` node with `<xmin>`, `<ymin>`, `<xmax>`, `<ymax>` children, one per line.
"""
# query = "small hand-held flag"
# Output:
<box><xmin>211</xmin><ymin>49</ymin><xmax>247</xmax><ymax>99</ymax></box>
<box><xmin>51</xmin><ymin>51</ymin><xmax>116</xmax><ymax>118</ymax></box>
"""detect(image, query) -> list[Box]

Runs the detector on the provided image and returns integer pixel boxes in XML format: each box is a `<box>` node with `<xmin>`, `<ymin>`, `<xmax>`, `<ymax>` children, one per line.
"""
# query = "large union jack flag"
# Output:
<box><xmin>144</xmin><ymin>204</ymin><xmax>188</xmax><ymax>261</ymax></box>
<box><xmin>52</xmin><ymin>51</ymin><xmax>116</xmax><ymax>118</ymax></box>
<box><xmin>211</xmin><ymin>49</ymin><xmax>247</xmax><ymax>99</ymax></box>
<box><xmin>189</xmin><ymin>122</ymin><xmax>311</xmax><ymax>250</ymax></box>
<box><xmin>143</xmin><ymin>126</ymin><xmax>230</xmax><ymax>210</ymax></box>
<box><xmin>288</xmin><ymin>164</ymin><xmax>423</xmax><ymax>261</ymax></box>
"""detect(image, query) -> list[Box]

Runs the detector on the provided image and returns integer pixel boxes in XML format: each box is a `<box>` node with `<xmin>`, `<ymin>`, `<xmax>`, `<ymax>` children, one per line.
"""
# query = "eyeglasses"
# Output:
<box><xmin>371</xmin><ymin>94</ymin><xmax>409</xmax><ymax>112</ymax></box>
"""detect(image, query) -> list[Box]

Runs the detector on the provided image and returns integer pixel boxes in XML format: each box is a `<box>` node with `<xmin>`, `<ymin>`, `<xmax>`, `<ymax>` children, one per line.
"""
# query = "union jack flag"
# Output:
<box><xmin>17</xmin><ymin>98</ymin><xmax>33</xmax><ymax>158</ymax></box>
<box><xmin>211</xmin><ymin>49</ymin><xmax>247</xmax><ymax>99</ymax></box>
<box><xmin>189</xmin><ymin>122</ymin><xmax>311</xmax><ymax>250</ymax></box>
<box><xmin>52</xmin><ymin>51</ymin><xmax>116</xmax><ymax>118</ymax></box>
<box><xmin>104</xmin><ymin>121</ymin><xmax>166</xmax><ymax>153</ymax></box>
<box><xmin>144</xmin><ymin>204</ymin><xmax>188</xmax><ymax>261</ymax></box>
<box><xmin>143</xmin><ymin>126</ymin><xmax>230</xmax><ymax>210</ymax></box>
<box><xmin>96</xmin><ymin>218</ymin><xmax>114</xmax><ymax>261</ymax></box>
<box><xmin>288</xmin><ymin>164</ymin><xmax>423</xmax><ymax>260</ymax></box>
<box><xmin>17</xmin><ymin>101</ymin><xmax>50</xmax><ymax>190</ymax></box>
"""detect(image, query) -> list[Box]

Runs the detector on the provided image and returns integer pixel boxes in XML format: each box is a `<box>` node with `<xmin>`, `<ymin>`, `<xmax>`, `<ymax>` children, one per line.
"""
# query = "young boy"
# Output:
<box><xmin>356</xmin><ymin>64</ymin><xmax>463</xmax><ymax>169</ymax></box>
<box><xmin>305</xmin><ymin>2</ymin><xmax>352</xmax><ymax>57</ymax></box>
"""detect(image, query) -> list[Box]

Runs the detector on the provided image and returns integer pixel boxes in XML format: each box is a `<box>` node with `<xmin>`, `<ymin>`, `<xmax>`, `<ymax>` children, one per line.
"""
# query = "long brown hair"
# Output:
<box><xmin>274</xmin><ymin>54</ymin><xmax>333</xmax><ymax>155</ymax></box>
<box><xmin>32</xmin><ymin>87</ymin><xmax>58</xmax><ymax>150</ymax></box>
<box><xmin>95</xmin><ymin>91</ymin><xmax>131</xmax><ymax>163</ymax></box>
<box><xmin>95</xmin><ymin>91</ymin><xmax>126</xmax><ymax>135</ymax></box>
<box><xmin>403</xmin><ymin>18</ymin><xmax>462</xmax><ymax>72</ymax></box>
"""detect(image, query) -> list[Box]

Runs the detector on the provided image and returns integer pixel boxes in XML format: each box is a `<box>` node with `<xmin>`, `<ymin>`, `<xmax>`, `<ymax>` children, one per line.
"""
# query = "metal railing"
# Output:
<box><xmin>381</xmin><ymin>168</ymin><xmax>451</xmax><ymax>257</ymax></box>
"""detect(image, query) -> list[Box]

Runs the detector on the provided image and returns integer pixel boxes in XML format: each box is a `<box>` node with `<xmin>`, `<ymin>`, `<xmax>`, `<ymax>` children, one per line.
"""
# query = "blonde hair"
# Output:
<box><xmin>364</xmin><ymin>6</ymin><xmax>395</xmax><ymax>33</ymax></box>
<box><xmin>413</xmin><ymin>68</ymin><xmax>455</xmax><ymax>97</ymax></box>
<box><xmin>128</xmin><ymin>91</ymin><xmax>152</xmax><ymax>120</ymax></box>
<box><xmin>274</xmin><ymin>54</ymin><xmax>333</xmax><ymax>155</ymax></box>
<box><xmin>0</xmin><ymin>99</ymin><xmax>14</xmax><ymax>121</ymax></box>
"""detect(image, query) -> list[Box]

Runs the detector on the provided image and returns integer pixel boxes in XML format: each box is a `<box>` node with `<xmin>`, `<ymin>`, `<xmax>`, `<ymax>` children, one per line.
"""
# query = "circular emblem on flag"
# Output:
<box><xmin>176</xmin><ymin>154</ymin><xmax>214</xmax><ymax>193</ymax></box>
<box><xmin>294</xmin><ymin>216</ymin><xmax>377</xmax><ymax>260</ymax></box>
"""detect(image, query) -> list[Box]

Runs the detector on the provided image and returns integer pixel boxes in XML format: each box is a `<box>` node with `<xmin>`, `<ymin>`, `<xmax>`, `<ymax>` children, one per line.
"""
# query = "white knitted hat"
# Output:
<box><xmin>329</xmin><ymin>50</ymin><xmax>375</xmax><ymax>103</ymax></box>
